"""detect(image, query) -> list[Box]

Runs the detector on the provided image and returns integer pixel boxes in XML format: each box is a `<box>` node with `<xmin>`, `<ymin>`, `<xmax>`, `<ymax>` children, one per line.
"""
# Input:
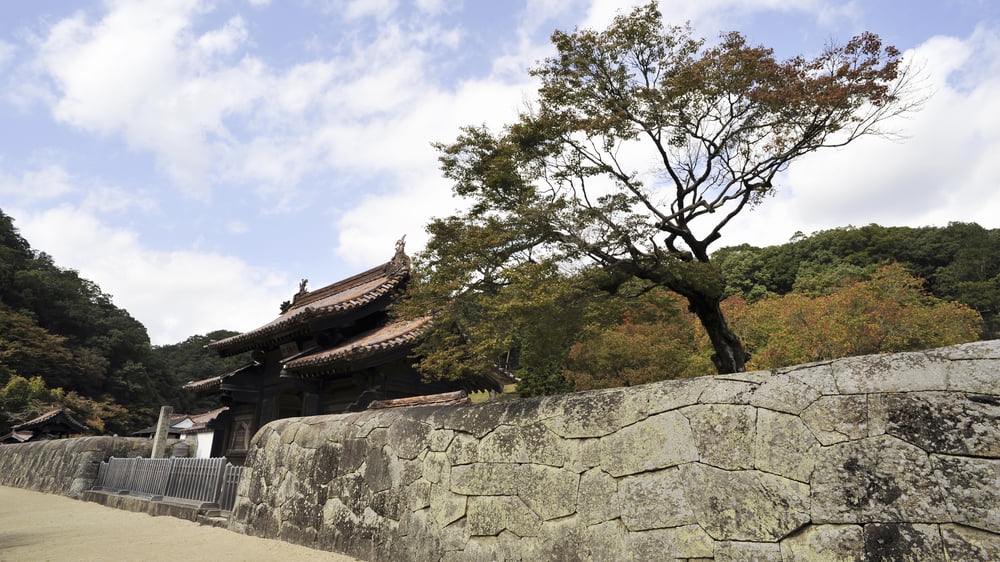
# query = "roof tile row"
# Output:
<box><xmin>282</xmin><ymin>315</ymin><xmax>435</xmax><ymax>376</ymax></box>
<box><xmin>206</xmin><ymin>251</ymin><xmax>409</xmax><ymax>355</ymax></box>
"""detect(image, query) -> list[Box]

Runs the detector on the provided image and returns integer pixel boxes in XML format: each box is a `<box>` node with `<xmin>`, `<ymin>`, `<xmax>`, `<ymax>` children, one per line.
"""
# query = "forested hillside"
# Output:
<box><xmin>0</xmin><ymin>209</ymin><xmax>245</xmax><ymax>436</ymax></box>
<box><xmin>714</xmin><ymin>222</ymin><xmax>1000</xmax><ymax>338</ymax></box>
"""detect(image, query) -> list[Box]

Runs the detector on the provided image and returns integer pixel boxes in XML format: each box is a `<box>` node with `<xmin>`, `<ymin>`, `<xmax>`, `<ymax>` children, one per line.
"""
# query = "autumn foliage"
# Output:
<box><xmin>562</xmin><ymin>264</ymin><xmax>980</xmax><ymax>391</ymax></box>
<box><xmin>726</xmin><ymin>264</ymin><xmax>982</xmax><ymax>370</ymax></box>
<box><xmin>564</xmin><ymin>292</ymin><xmax>714</xmax><ymax>391</ymax></box>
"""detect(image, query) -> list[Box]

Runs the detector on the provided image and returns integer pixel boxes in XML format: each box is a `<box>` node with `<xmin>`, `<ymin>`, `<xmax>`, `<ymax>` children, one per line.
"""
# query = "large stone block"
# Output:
<box><xmin>427</xmin><ymin>429</ymin><xmax>455</xmax><ymax>452</ymax></box>
<box><xmin>450</xmin><ymin>463</ymin><xmax>518</xmax><ymax>496</ymax></box>
<box><xmin>945</xmin><ymin>357</ymin><xmax>1000</xmax><ymax>397</ymax></box>
<box><xmin>928</xmin><ymin>339</ymin><xmax>1000</xmax><ymax>360</ymax></box>
<box><xmin>714</xmin><ymin>541</ymin><xmax>781</xmax><ymax>561</ymax></box>
<box><xmin>750</xmin><ymin>372</ymin><xmax>824</xmax><ymax>414</ymax></box>
<box><xmin>940</xmin><ymin>523</ymin><xmax>1000</xmax><ymax>560</ymax></box>
<box><xmin>577</xmin><ymin>468</ymin><xmax>619</xmax><ymax>525</ymax></box>
<box><xmin>680</xmin><ymin>463</ymin><xmax>810</xmax><ymax>542</ymax></box>
<box><xmin>812</xmin><ymin>435</ymin><xmax>947</xmax><ymax>524</ymax></box>
<box><xmin>580</xmin><ymin>520</ymin><xmax>629</xmax><ymax>561</ymax></box>
<box><xmin>477</xmin><ymin>422</ymin><xmax>566</xmax><ymax>466</ymax></box>
<box><xmin>863</xmin><ymin>523</ymin><xmax>944</xmax><ymax>561</ymax></box>
<box><xmin>467</xmin><ymin>495</ymin><xmax>542</xmax><ymax>537</ymax></box>
<box><xmin>385</xmin><ymin>418</ymin><xmax>432</xmax><ymax>460</ymax></box>
<box><xmin>444</xmin><ymin>431</ymin><xmax>479</xmax><ymax>466</ymax></box>
<box><xmin>754</xmin><ymin>409</ymin><xmax>819</xmax><ymax>483</ymax></box>
<box><xmin>421</xmin><ymin>451</ymin><xmax>450</xmax><ymax>484</ymax></box>
<box><xmin>832</xmin><ymin>351</ymin><xmax>949</xmax><ymax>393</ymax></box>
<box><xmin>932</xmin><ymin>455</ymin><xmax>1000</xmax><ymax>533</ymax></box>
<box><xmin>778</xmin><ymin>361</ymin><xmax>839</xmax><ymax>394</ymax></box>
<box><xmin>800</xmin><ymin>395</ymin><xmax>869</xmax><ymax>445</ymax></box>
<box><xmin>515</xmin><ymin>464</ymin><xmax>578</xmax><ymax>521</ymax></box>
<box><xmin>641</xmin><ymin>376</ymin><xmax>713</xmax><ymax>416</ymax></box>
<box><xmin>628</xmin><ymin>525</ymin><xmax>715</xmax><ymax>560</ymax></box>
<box><xmin>538</xmin><ymin>387</ymin><xmax>649</xmax><ymax>438</ymax></box>
<box><xmin>876</xmin><ymin>391</ymin><xmax>1000</xmax><ymax>456</ymax></box>
<box><xmin>698</xmin><ymin>378</ymin><xmax>757</xmax><ymax>404</ymax></box>
<box><xmin>682</xmin><ymin>404</ymin><xmax>756</xmax><ymax>470</ymax></box>
<box><xmin>598</xmin><ymin>410</ymin><xmax>699</xmax><ymax>477</ymax></box>
<box><xmin>618</xmin><ymin>467</ymin><xmax>696</xmax><ymax>531</ymax></box>
<box><xmin>363</xmin><ymin>445</ymin><xmax>402</xmax><ymax>493</ymax></box>
<box><xmin>778</xmin><ymin>524</ymin><xmax>864</xmax><ymax>561</ymax></box>
<box><xmin>430</xmin><ymin>483</ymin><xmax>467</xmax><ymax>528</ymax></box>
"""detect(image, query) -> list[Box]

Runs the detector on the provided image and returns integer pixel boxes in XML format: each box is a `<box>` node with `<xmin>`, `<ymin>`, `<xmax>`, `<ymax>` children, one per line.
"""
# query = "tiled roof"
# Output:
<box><xmin>14</xmin><ymin>407</ymin><xmax>89</xmax><ymax>434</ymax></box>
<box><xmin>132</xmin><ymin>407</ymin><xmax>229</xmax><ymax>436</ymax></box>
<box><xmin>282</xmin><ymin>315</ymin><xmax>435</xmax><ymax>377</ymax></box>
<box><xmin>206</xmin><ymin>246</ymin><xmax>410</xmax><ymax>356</ymax></box>
<box><xmin>188</xmin><ymin>406</ymin><xmax>228</xmax><ymax>426</ymax></box>
<box><xmin>368</xmin><ymin>390</ymin><xmax>470</xmax><ymax>410</ymax></box>
<box><xmin>176</xmin><ymin>407</ymin><xmax>228</xmax><ymax>434</ymax></box>
<box><xmin>183</xmin><ymin>362</ymin><xmax>259</xmax><ymax>393</ymax></box>
<box><xmin>0</xmin><ymin>430</ymin><xmax>34</xmax><ymax>443</ymax></box>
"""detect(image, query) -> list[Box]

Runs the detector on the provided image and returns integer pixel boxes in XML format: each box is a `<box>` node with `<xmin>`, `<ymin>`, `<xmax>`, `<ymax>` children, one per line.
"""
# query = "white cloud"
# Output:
<box><xmin>227</xmin><ymin>220</ymin><xmax>249</xmax><ymax>234</ymax></box>
<box><xmin>14</xmin><ymin>205</ymin><xmax>291</xmax><ymax>345</ymax></box>
<box><xmin>415</xmin><ymin>0</ymin><xmax>455</xmax><ymax>15</ymax></box>
<box><xmin>343</xmin><ymin>0</ymin><xmax>399</xmax><ymax>21</ymax></box>
<box><xmin>330</xmin><ymin>72</ymin><xmax>535</xmax><ymax>265</ymax></box>
<box><xmin>195</xmin><ymin>16</ymin><xmax>248</xmax><ymax>56</ymax></box>
<box><xmin>81</xmin><ymin>185</ymin><xmax>158</xmax><ymax>213</ymax></box>
<box><xmin>0</xmin><ymin>163</ymin><xmax>77</xmax><ymax>202</ymax></box>
<box><xmin>24</xmin><ymin>0</ymin><xmax>265</xmax><ymax>196</ymax></box>
<box><xmin>0</xmin><ymin>40</ymin><xmax>14</xmax><ymax>71</ymax></box>
<box><xmin>581</xmin><ymin>0</ymin><xmax>857</xmax><ymax>34</ymax></box>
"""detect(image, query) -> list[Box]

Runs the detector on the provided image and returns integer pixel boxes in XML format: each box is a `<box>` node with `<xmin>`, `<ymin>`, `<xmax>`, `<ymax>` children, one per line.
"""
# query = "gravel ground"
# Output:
<box><xmin>0</xmin><ymin>486</ymin><xmax>358</xmax><ymax>562</ymax></box>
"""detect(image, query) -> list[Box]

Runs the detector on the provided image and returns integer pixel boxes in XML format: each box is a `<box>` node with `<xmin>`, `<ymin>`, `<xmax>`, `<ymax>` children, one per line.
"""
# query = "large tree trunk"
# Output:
<box><xmin>685</xmin><ymin>292</ymin><xmax>749</xmax><ymax>374</ymax></box>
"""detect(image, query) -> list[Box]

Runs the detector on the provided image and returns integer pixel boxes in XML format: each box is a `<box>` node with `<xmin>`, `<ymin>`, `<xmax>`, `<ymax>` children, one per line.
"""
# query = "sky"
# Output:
<box><xmin>2</xmin><ymin>0</ymin><xmax>999</xmax><ymax>345</ymax></box>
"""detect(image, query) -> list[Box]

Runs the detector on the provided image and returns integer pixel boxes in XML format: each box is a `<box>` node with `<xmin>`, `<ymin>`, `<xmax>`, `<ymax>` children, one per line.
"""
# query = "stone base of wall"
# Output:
<box><xmin>228</xmin><ymin>341</ymin><xmax>1000</xmax><ymax>560</ymax></box>
<box><xmin>0</xmin><ymin>436</ymin><xmax>152</xmax><ymax>496</ymax></box>
<box><xmin>80</xmin><ymin>489</ymin><xmax>224</xmax><ymax>523</ymax></box>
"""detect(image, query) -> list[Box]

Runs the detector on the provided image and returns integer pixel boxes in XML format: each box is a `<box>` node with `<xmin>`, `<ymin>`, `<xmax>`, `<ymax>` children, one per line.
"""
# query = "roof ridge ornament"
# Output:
<box><xmin>390</xmin><ymin>235</ymin><xmax>411</xmax><ymax>274</ymax></box>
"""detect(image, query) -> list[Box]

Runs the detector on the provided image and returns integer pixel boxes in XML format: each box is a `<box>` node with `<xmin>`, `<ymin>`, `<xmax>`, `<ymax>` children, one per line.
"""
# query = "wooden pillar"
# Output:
<box><xmin>150</xmin><ymin>405</ymin><xmax>173</xmax><ymax>459</ymax></box>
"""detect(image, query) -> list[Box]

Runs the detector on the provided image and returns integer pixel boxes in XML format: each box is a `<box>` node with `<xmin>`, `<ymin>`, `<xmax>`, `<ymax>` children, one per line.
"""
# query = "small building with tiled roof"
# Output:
<box><xmin>185</xmin><ymin>239</ymin><xmax>513</xmax><ymax>464</ymax></box>
<box><xmin>131</xmin><ymin>406</ymin><xmax>228</xmax><ymax>458</ymax></box>
<box><xmin>0</xmin><ymin>407</ymin><xmax>89</xmax><ymax>444</ymax></box>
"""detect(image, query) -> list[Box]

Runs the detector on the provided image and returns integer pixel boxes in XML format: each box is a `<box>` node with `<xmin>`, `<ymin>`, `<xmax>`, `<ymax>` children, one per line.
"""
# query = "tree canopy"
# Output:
<box><xmin>417</xmin><ymin>2</ymin><xmax>915</xmax><ymax>376</ymax></box>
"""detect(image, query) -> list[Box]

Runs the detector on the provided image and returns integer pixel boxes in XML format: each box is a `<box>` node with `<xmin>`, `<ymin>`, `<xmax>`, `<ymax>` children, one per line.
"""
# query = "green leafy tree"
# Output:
<box><xmin>404</xmin><ymin>254</ymin><xmax>629</xmax><ymax>396</ymax></box>
<box><xmin>423</xmin><ymin>2</ymin><xmax>915</xmax><ymax>375</ymax></box>
<box><xmin>0</xmin><ymin>304</ymin><xmax>79</xmax><ymax>389</ymax></box>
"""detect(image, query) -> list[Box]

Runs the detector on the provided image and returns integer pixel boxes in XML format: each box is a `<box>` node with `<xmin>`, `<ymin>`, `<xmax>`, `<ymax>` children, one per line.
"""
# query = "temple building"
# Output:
<box><xmin>0</xmin><ymin>407</ymin><xmax>89</xmax><ymax>444</ymax></box>
<box><xmin>184</xmin><ymin>240</ymin><xmax>511</xmax><ymax>464</ymax></box>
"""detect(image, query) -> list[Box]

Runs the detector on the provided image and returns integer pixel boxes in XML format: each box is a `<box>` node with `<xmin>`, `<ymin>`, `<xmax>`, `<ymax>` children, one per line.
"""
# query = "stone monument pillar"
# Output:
<box><xmin>150</xmin><ymin>405</ymin><xmax>173</xmax><ymax>459</ymax></box>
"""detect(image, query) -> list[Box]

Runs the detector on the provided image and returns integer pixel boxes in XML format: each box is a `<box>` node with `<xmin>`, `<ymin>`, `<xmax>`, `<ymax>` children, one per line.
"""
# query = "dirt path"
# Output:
<box><xmin>0</xmin><ymin>486</ymin><xmax>359</xmax><ymax>561</ymax></box>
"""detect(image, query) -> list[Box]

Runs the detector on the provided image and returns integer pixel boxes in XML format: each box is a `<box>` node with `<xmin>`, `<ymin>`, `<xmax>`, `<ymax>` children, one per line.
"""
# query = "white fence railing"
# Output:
<box><xmin>93</xmin><ymin>456</ymin><xmax>243</xmax><ymax>511</ymax></box>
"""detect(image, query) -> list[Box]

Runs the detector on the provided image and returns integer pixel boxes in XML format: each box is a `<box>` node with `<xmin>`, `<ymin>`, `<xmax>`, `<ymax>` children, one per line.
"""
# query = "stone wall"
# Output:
<box><xmin>0</xmin><ymin>436</ymin><xmax>152</xmax><ymax>496</ymax></box>
<box><xmin>229</xmin><ymin>341</ymin><xmax>1000</xmax><ymax>560</ymax></box>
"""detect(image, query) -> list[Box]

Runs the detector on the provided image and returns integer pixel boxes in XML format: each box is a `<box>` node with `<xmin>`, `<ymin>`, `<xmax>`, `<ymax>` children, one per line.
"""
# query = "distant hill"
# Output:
<box><xmin>713</xmin><ymin>222</ymin><xmax>1000</xmax><ymax>338</ymax></box>
<box><xmin>0</xmin><ymin>209</ymin><xmax>247</xmax><ymax>435</ymax></box>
